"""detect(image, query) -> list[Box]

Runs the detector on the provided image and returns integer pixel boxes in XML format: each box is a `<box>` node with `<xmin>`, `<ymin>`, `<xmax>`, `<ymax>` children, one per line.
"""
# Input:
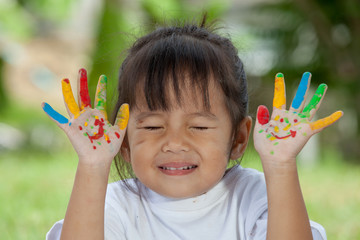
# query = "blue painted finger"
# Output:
<box><xmin>42</xmin><ymin>102</ymin><xmax>69</xmax><ymax>124</ymax></box>
<box><xmin>291</xmin><ymin>72</ymin><xmax>311</xmax><ymax>110</ymax></box>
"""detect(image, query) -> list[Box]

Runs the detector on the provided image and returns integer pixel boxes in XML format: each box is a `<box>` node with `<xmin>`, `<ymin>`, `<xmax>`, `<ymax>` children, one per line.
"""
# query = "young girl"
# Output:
<box><xmin>44</xmin><ymin>16</ymin><xmax>342</xmax><ymax>240</ymax></box>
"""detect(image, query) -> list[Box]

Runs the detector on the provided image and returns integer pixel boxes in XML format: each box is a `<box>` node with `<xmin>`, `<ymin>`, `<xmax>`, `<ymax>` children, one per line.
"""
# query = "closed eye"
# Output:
<box><xmin>143</xmin><ymin>126</ymin><xmax>163</xmax><ymax>131</ymax></box>
<box><xmin>192</xmin><ymin>126</ymin><xmax>209</xmax><ymax>130</ymax></box>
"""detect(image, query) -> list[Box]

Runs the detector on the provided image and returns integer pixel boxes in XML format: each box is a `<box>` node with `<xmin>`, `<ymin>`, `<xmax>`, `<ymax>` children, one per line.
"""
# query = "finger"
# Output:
<box><xmin>256</xmin><ymin>105</ymin><xmax>270</xmax><ymax>126</ymax></box>
<box><xmin>302</xmin><ymin>83</ymin><xmax>327</xmax><ymax>121</ymax></box>
<box><xmin>309</xmin><ymin>111</ymin><xmax>343</xmax><ymax>133</ymax></box>
<box><xmin>77</xmin><ymin>68</ymin><xmax>91</xmax><ymax>110</ymax></box>
<box><xmin>62</xmin><ymin>78</ymin><xmax>80</xmax><ymax>118</ymax></box>
<box><xmin>114</xmin><ymin>104</ymin><xmax>130</xmax><ymax>130</ymax></box>
<box><xmin>94</xmin><ymin>75</ymin><xmax>107</xmax><ymax>119</ymax></box>
<box><xmin>41</xmin><ymin>102</ymin><xmax>69</xmax><ymax>129</ymax></box>
<box><xmin>290</xmin><ymin>72</ymin><xmax>311</xmax><ymax>112</ymax></box>
<box><xmin>273</xmin><ymin>73</ymin><xmax>286</xmax><ymax>110</ymax></box>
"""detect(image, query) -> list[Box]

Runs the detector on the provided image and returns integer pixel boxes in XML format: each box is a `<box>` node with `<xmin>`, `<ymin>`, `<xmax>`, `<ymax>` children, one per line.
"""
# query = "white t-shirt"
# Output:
<box><xmin>46</xmin><ymin>165</ymin><xmax>327</xmax><ymax>240</ymax></box>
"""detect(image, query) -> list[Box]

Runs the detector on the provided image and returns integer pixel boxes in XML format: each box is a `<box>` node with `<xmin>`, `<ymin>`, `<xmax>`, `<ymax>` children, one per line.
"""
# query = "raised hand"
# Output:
<box><xmin>42</xmin><ymin>68</ymin><xmax>129</xmax><ymax>165</ymax></box>
<box><xmin>254</xmin><ymin>72</ymin><xmax>343</xmax><ymax>163</ymax></box>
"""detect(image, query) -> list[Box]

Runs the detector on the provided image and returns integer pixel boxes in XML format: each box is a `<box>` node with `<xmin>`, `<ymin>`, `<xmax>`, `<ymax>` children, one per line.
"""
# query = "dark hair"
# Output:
<box><xmin>112</xmin><ymin>14</ymin><xmax>248</xmax><ymax>181</ymax></box>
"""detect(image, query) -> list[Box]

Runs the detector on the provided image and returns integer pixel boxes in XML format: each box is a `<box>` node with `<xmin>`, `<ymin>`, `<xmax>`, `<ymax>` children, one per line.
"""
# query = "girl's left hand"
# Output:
<box><xmin>254</xmin><ymin>72</ymin><xmax>343</xmax><ymax>165</ymax></box>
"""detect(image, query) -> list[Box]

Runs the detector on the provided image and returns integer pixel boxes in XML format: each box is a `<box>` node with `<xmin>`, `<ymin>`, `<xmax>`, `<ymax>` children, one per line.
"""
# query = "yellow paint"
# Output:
<box><xmin>95</xmin><ymin>116</ymin><xmax>99</xmax><ymax>119</ymax></box>
<box><xmin>84</xmin><ymin>122</ymin><xmax>88</xmax><ymax>127</ymax></box>
<box><xmin>310</xmin><ymin>111</ymin><xmax>343</xmax><ymax>130</ymax></box>
<box><xmin>294</xmin><ymin>122</ymin><xmax>301</xmax><ymax>126</ymax></box>
<box><xmin>283</xmin><ymin>124</ymin><xmax>291</xmax><ymax>131</ymax></box>
<box><xmin>274</xmin><ymin>115</ymin><xmax>280</xmax><ymax>121</ymax></box>
<box><xmin>274</xmin><ymin>126</ymin><xmax>279</xmax><ymax>132</ymax></box>
<box><xmin>273</xmin><ymin>74</ymin><xmax>286</xmax><ymax>109</ymax></box>
<box><xmin>116</xmin><ymin>104</ymin><xmax>130</xmax><ymax>130</ymax></box>
<box><xmin>269</xmin><ymin>136</ymin><xmax>276</xmax><ymax>141</ymax></box>
<box><xmin>62</xmin><ymin>79</ymin><xmax>80</xmax><ymax>117</ymax></box>
<box><xmin>104</xmin><ymin>134</ymin><xmax>109</xmax><ymax>142</ymax></box>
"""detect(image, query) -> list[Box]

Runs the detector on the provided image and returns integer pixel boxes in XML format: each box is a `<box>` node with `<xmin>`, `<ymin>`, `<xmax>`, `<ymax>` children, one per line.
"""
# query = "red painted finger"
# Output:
<box><xmin>257</xmin><ymin>105</ymin><xmax>270</xmax><ymax>125</ymax></box>
<box><xmin>78</xmin><ymin>68</ymin><xmax>91</xmax><ymax>110</ymax></box>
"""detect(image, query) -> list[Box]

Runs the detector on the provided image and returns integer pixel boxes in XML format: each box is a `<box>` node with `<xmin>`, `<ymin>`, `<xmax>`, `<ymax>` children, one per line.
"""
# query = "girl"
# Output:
<box><xmin>44</xmin><ymin>16</ymin><xmax>342</xmax><ymax>240</ymax></box>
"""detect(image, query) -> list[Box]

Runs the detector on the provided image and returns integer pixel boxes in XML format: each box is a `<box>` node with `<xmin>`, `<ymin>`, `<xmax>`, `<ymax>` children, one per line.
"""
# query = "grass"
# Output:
<box><xmin>0</xmin><ymin>102</ymin><xmax>359</xmax><ymax>239</ymax></box>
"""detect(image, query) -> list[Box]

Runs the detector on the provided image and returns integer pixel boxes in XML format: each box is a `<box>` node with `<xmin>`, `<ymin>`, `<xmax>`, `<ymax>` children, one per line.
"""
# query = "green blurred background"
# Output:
<box><xmin>0</xmin><ymin>0</ymin><xmax>359</xmax><ymax>239</ymax></box>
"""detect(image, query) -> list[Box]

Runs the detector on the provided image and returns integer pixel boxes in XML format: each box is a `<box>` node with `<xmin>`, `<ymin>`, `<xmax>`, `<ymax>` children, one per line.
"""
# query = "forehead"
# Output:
<box><xmin>132</xmin><ymin>76</ymin><xmax>225</xmax><ymax>113</ymax></box>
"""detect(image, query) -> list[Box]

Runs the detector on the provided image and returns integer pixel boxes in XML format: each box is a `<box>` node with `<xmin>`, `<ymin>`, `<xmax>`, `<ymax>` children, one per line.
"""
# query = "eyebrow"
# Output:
<box><xmin>135</xmin><ymin>111</ymin><xmax>218</xmax><ymax>122</ymax></box>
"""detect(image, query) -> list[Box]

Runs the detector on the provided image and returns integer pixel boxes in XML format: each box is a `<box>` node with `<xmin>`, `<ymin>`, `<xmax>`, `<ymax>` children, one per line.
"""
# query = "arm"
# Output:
<box><xmin>254</xmin><ymin>72</ymin><xmax>342</xmax><ymax>240</ymax></box>
<box><xmin>42</xmin><ymin>69</ymin><xmax>129</xmax><ymax>240</ymax></box>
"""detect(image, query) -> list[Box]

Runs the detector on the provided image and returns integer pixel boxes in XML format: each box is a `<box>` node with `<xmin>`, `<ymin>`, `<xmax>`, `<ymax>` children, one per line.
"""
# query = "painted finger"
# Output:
<box><xmin>94</xmin><ymin>75</ymin><xmax>107</xmax><ymax>119</ymax></box>
<box><xmin>273</xmin><ymin>73</ymin><xmax>286</xmax><ymax>110</ymax></box>
<box><xmin>77</xmin><ymin>68</ymin><xmax>91</xmax><ymax>110</ymax></box>
<box><xmin>114</xmin><ymin>104</ymin><xmax>130</xmax><ymax>130</ymax></box>
<box><xmin>309</xmin><ymin>111</ymin><xmax>343</xmax><ymax>133</ymax></box>
<box><xmin>42</xmin><ymin>102</ymin><xmax>69</xmax><ymax>129</ymax></box>
<box><xmin>62</xmin><ymin>78</ymin><xmax>80</xmax><ymax>118</ymax></box>
<box><xmin>302</xmin><ymin>83</ymin><xmax>327</xmax><ymax>121</ymax></box>
<box><xmin>290</xmin><ymin>72</ymin><xmax>311</xmax><ymax>112</ymax></box>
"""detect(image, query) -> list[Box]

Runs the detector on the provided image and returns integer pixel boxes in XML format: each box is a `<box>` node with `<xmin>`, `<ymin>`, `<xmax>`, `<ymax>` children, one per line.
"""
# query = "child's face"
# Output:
<box><xmin>122</xmin><ymin>78</ymin><xmax>247</xmax><ymax>198</ymax></box>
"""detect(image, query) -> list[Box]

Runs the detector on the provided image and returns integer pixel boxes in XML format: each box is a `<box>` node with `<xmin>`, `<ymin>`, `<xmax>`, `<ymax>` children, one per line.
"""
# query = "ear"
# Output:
<box><xmin>230</xmin><ymin>116</ymin><xmax>252</xmax><ymax>160</ymax></box>
<box><xmin>120</xmin><ymin>137</ymin><xmax>131</xmax><ymax>163</ymax></box>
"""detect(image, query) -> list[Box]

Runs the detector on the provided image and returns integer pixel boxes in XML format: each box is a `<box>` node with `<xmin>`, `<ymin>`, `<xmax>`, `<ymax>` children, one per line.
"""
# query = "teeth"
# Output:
<box><xmin>161</xmin><ymin>166</ymin><xmax>197</xmax><ymax>170</ymax></box>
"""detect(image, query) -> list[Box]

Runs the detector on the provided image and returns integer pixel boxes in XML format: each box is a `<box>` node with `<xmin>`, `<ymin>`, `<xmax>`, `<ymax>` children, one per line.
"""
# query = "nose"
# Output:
<box><xmin>161</xmin><ymin>128</ymin><xmax>190</xmax><ymax>153</ymax></box>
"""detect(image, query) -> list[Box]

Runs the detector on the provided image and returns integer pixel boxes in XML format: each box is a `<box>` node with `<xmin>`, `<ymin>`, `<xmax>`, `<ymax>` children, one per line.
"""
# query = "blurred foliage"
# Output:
<box><xmin>0</xmin><ymin>57</ymin><xmax>7</xmax><ymax>112</ymax></box>
<box><xmin>238</xmin><ymin>0</ymin><xmax>360</xmax><ymax>160</ymax></box>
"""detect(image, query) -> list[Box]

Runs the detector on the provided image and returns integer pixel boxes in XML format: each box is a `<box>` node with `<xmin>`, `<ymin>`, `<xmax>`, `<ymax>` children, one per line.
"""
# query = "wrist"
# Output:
<box><xmin>260</xmin><ymin>156</ymin><xmax>298</xmax><ymax>176</ymax></box>
<box><xmin>77</xmin><ymin>158</ymin><xmax>112</xmax><ymax>179</ymax></box>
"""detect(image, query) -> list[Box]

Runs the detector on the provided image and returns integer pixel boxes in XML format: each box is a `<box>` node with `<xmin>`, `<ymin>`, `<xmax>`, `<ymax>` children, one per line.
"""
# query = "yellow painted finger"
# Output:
<box><xmin>115</xmin><ymin>104</ymin><xmax>129</xmax><ymax>130</ymax></box>
<box><xmin>62</xmin><ymin>79</ymin><xmax>80</xmax><ymax>118</ymax></box>
<box><xmin>94</xmin><ymin>75</ymin><xmax>107</xmax><ymax>118</ymax></box>
<box><xmin>273</xmin><ymin>73</ymin><xmax>286</xmax><ymax>109</ymax></box>
<box><xmin>309</xmin><ymin>111</ymin><xmax>343</xmax><ymax>131</ymax></box>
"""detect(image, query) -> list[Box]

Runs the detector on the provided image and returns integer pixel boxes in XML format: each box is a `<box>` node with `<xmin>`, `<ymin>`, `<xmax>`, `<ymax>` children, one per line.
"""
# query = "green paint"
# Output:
<box><xmin>298</xmin><ymin>127</ymin><xmax>302</xmax><ymax>130</ymax></box>
<box><xmin>284</xmin><ymin>117</ymin><xmax>289</xmax><ymax>123</ymax></box>
<box><xmin>303</xmin><ymin>132</ymin><xmax>307</xmax><ymax>136</ymax></box>
<box><xmin>266</xmin><ymin>134</ymin><xmax>272</xmax><ymax>138</ymax></box>
<box><xmin>270</xmin><ymin>150</ymin><xmax>274</xmax><ymax>155</ymax></box>
<box><xmin>274</xmin><ymin>142</ymin><xmax>279</xmax><ymax>146</ymax></box>
<box><xmin>298</xmin><ymin>113</ymin><xmax>307</xmax><ymax>119</ymax></box>
<box><xmin>91</xmin><ymin>126</ymin><xmax>94</xmax><ymax>129</ymax></box>
<box><xmin>259</xmin><ymin>129</ymin><xmax>264</xmax><ymax>133</ymax></box>
<box><xmin>104</xmin><ymin>129</ymin><xmax>107</xmax><ymax>133</ymax></box>
<box><xmin>83</xmin><ymin>133</ymin><xmax>87</xmax><ymax>137</ymax></box>
<box><xmin>96</xmin><ymin>75</ymin><xmax>107</xmax><ymax>111</ymax></box>
<box><xmin>302</xmin><ymin>84</ymin><xmax>327</xmax><ymax>117</ymax></box>
<box><xmin>276</xmin><ymin>73</ymin><xmax>284</xmax><ymax>78</ymax></box>
<box><xmin>97</xmin><ymin>142</ymin><xmax>101</xmax><ymax>145</ymax></box>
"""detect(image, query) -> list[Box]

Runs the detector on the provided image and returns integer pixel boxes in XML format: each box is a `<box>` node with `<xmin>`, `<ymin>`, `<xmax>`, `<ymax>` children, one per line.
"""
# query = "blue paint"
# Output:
<box><xmin>42</xmin><ymin>103</ymin><xmax>69</xmax><ymax>124</ymax></box>
<box><xmin>291</xmin><ymin>72</ymin><xmax>311</xmax><ymax>109</ymax></box>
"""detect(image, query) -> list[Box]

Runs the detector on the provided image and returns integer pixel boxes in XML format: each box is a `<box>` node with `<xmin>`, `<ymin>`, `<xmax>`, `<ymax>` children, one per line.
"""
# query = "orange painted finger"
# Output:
<box><xmin>78</xmin><ymin>68</ymin><xmax>91</xmax><ymax>110</ymax></box>
<box><xmin>62</xmin><ymin>79</ymin><xmax>80</xmax><ymax>118</ymax></box>
<box><xmin>114</xmin><ymin>104</ymin><xmax>129</xmax><ymax>130</ymax></box>
<box><xmin>309</xmin><ymin>111</ymin><xmax>343</xmax><ymax>131</ymax></box>
<box><xmin>273</xmin><ymin>73</ymin><xmax>286</xmax><ymax>109</ymax></box>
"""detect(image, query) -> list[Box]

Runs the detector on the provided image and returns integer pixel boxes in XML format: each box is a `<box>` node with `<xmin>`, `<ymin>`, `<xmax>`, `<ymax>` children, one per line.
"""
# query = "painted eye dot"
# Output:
<box><xmin>294</xmin><ymin>119</ymin><xmax>298</xmax><ymax>123</ymax></box>
<box><xmin>79</xmin><ymin>126</ymin><xmax>83</xmax><ymax>130</ymax></box>
<box><xmin>280</xmin><ymin>118</ymin><xmax>284</xmax><ymax>123</ymax></box>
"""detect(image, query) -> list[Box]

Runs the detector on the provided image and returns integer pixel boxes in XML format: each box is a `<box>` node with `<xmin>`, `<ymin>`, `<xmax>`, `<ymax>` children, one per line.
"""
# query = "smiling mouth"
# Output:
<box><xmin>158</xmin><ymin>163</ymin><xmax>198</xmax><ymax>176</ymax></box>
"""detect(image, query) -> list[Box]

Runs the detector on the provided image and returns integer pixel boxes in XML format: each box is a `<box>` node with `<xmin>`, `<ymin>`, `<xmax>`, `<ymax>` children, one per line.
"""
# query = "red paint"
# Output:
<box><xmin>280</xmin><ymin>118</ymin><xmax>284</xmax><ymax>123</ymax></box>
<box><xmin>294</xmin><ymin>119</ymin><xmax>298</xmax><ymax>123</ymax></box>
<box><xmin>107</xmin><ymin>140</ymin><xmax>111</xmax><ymax>143</ymax></box>
<box><xmin>93</xmin><ymin>146</ymin><xmax>96</xmax><ymax>150</ymax></box>
<box><xmin>63</xmin><ymin>78</ymin><xmax>70</xmax><ymax>84</ymax></box>
<box><xmin>79</xmin><ymin>69</ymin><xmax>91</xmax><ymax>108</ymax></box>
<box><xmin>257</xmin><ymin>105</ymin><xmax>270</xmax><ymax>125</ymax></box>
<box><xmin>271</xmin><ymin>130</ymin><xmax>297</xmax><ymax>139</ymax></box>
<box><xmin>101</xmin><ymin>118</ymin><xmax>104</xmax><ymax>122</ymax></box>
<box><xmin>115</xmin><ymin>132</ymin><xmax>120</xmax><ymax>139</ymax></box>
<box><xmin>79</xmin><ymin>126</ymin><xmax>83</xmax><ymax>130</ymax></box>
<box><xmin>87</xmin><ymin>119</ymin><xmax>105</xmax><ymax>142</ymax></box>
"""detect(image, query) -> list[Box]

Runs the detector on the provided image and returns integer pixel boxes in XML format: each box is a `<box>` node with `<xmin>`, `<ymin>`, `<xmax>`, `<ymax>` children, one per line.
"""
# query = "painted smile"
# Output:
<box><xmin>271</xmin><ymin>130</ymin><xmax>297</xmax><ymax>140</ymax></box>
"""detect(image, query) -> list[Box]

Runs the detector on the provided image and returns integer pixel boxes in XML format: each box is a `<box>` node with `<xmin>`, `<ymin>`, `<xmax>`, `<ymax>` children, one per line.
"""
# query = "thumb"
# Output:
<box><xmin>255</xmin><ymin>105</ymin><xmax>270</xmax><ymax>128</ymax></box>
<box><xmin>41</xmin><ymin>102</ymin><xmax>69</xmax><ymax>130</ymax></box>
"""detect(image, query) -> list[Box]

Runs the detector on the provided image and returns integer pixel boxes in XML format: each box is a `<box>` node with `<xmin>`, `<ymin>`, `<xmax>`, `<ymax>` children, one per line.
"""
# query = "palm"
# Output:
<box><xmin>42</xmin><ymin>69</ymin><xmax>129</xmax><ymax>163</ymax></box>
<box><xmin>254</xmin><ymin>72</ymin><xmax>342</xmax><ymax>161</ymax></box>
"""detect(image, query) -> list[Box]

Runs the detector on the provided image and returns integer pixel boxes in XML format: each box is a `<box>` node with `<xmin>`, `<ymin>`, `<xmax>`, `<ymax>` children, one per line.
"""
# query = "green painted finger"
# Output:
<box><xmin>273</xmin><ymin>73</ymin><xmax>286</xmax><ymax>109</ymax></box>
<box><xmin>94</xmin><ymin>75</ymin><xmax>107</xmax><ymax>118</ymax></box>
<box><xmin>302</xmin><ymin>83</ymin><xmax>327</xmax><ymax>118</ymax></box>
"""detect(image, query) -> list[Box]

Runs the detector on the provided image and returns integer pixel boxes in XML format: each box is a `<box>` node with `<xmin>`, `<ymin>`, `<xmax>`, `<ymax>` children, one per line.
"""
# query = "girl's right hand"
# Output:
<box><xmin>41</xmin><ymin>68</ymin><xmax>129</xmax><ymax>168</ymax></box>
